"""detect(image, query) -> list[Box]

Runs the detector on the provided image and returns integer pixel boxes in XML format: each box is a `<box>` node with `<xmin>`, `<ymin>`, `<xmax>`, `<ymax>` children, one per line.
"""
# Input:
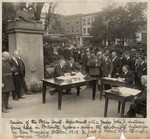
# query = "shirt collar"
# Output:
<box><xmin>127</xmin><ymin>57</ymin><xmax>130</xmax><ymax>60</ymax></box>
<box><xmin>124</xmin><ymin>71</ymin><xmax>128</xmax><ymax>75</ymax></box>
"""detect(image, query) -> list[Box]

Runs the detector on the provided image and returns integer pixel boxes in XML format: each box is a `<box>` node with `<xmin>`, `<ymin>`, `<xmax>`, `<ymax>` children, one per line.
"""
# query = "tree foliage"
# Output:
<box><xmin>90</xmin><ymin>2</ymin><xmax>147</xmax><ymax>45</ymax></box>
<box><xmin>2</xmin><ymin>2</ymin><xmax>16</xmax><ymax>51</ymax></box>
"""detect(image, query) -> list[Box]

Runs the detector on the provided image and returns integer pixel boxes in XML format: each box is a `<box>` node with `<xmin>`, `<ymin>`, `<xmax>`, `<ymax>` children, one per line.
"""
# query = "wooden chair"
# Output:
<box><xmin>45</xmin><ymin>67</ymin><xmax>57</xmax><ymax>95</ymax></box>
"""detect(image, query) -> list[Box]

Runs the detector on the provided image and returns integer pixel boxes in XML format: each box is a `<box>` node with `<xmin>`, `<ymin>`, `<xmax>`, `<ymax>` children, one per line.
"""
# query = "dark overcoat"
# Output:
<box><xmin>2</xmin><ymin>59</ymin><xmax>14</xmax><ymax>93</ymax></box>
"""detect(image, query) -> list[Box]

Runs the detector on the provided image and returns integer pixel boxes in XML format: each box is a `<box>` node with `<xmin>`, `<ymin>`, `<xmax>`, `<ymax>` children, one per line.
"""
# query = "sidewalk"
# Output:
<box><xmin>2</xmin><ymin>87</ymin><xmax>140</xmax><ymax>118</ymax></box>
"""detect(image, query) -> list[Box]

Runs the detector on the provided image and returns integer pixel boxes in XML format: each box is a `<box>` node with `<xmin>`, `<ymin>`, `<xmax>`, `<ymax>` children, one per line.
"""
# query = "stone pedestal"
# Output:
<box><xmin>6</xmin><ymin>19</ymin><xmax>44</xmax><ymax>89</ymax></box>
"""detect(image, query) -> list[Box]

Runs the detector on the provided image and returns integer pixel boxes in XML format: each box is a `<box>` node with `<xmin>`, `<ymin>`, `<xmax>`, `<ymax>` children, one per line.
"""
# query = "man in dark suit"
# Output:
<box><xmin>17</xmin><ymin>50</ymin><xmax>32</xmax><ymax>95</ymax></box>
<box><xmin>2</xmin><ymin>51</ymin><xmax>14</xmax><ymax>113</ymax></box>
<box><xmin>9</xmin><ymin>50</ymin><xmax>25</xmax><ymax>100</ymax></box>
<box><xmin>63</xmin><ymin>46</ymin><xmax>71</xmax><ymax>60</ymax></box>
<box><xmin>111</xmin><ymin>51</ymin><xmax>120</xmax><ymax>78</ymax></box>
<box><xmin>118</xmin><ymin>52</ymin><xmax>126</xmax><ymax>75</ymax></box>
<box><xmin>124</xmin><ymin>51</ymin><xmax>134</xmax><ymax>71</ymax></box>
<box><xmin>120</xmin><ymin>65</ymin><xmax>134</xmax><ymax>88</ymax></box>
<box><xmin>134</xmin><ymin>55</ymin><xmax>147</xmax><ymax>90</ymax></box>
<box><xmin>54</xmin><ymin>58</ymin><xmax>71</xmax><ymax>94</ymax></box>
<box><xmin>126</xmin><ymin>75</ymin><xmax>147</xmax><ymax>117</ymax></box>
<box><xmin>101</xmin><ymin>53</ymin><xmax>113</xmax><ymax>77</ymax></box>
<box><xmin>65</xmin><ymin>57</ymin><xmax>80</xmax><ymax>73</ymax></box>
<box><xmin>101</xmin><ymin>53</ymin><xmax>113</xmax><ymax>90</ymax></box>
<box><xmin>137</xmin><ymin>56</ymin><xmax>147</xmax><ymax>80</ymax></box>
<box><xmin>54</xmin><ymin>58</ymin><xmax>67</xmax><ymax>77</ymax></box>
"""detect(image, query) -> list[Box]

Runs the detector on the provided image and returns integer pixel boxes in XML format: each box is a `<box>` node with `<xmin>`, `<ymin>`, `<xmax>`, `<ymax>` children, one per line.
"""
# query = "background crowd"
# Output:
<box><xmin>45</xmin><ymin>44</ymin><xmax>147</xmax><ymax>91</ymax></box>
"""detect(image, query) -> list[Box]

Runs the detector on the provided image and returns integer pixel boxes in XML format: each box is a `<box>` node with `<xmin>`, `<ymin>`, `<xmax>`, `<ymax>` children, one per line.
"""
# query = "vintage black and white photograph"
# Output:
<box><xmin>2</xmin><ymin>2</ymin><xmax>147</xmax><ymax>119</ymax></box>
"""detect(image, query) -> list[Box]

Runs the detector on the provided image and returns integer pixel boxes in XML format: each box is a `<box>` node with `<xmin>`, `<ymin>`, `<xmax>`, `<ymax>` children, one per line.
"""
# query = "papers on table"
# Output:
<box><xmin>103</xmin><ymin>77</ymin><xmax>124</xmax><ymax>82</ymax></box>
<box><xmin>118</xmin><ymin>87</ymin><xmax>141</xmax><ymax>96</ymax></box>
<box><xmin>56</xmin><ymin>72</ymin><xmax>85</xmax><ymax>81</ymax></box>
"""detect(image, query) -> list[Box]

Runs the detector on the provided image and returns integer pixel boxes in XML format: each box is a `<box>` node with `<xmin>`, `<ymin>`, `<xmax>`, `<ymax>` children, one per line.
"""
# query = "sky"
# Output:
<box><xmin>42</xmin><ymin>2</ymin><xmax>111</xmax><ymax>15</ymax></box>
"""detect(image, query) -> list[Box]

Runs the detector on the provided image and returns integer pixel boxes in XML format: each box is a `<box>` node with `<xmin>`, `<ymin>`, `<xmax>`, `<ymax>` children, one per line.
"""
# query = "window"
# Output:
<box><xmin>67</xmin><ymin>21</ymin><xmax>69</xmax><ymax>25</ymax></box>
<box><xmin>87</xmin><ymin>28</ymin><xmax>91</xmax><ymax>34</ymax></box>
<box><xmin>83</xmin><ymin>28</ymin><xmax>86</xmax><ymax>34</ymax></box>
<box><xmin>72</xmin><ymin>27</ymin><xmax>74</xmax><ymax>32</ymax></box>
<box><xmin>67</xmin><ymin>30</ymin><xmax>69</xmax><ymax>33</ymax></box>
<box><xmin>76</xmin><ymin>29</ymin><xmax>78</xmax><ymax>33</ymax></box>
<box><xmin>87</xmin><ymin>19</ymin><xmax>91</xmax><ymax>25</ymax></box>
<box><xmin>83</xmin><ymin>20</ymin><xmax>86</xmax><ymax>25</ymax></box>
<box><xmin>76</xmin><ymin>20</ymin><xmax>78</xmax><ymax>24</ymax></box>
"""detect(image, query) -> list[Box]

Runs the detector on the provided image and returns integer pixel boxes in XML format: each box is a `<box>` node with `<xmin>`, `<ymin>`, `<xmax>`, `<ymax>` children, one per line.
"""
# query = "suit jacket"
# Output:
<box><xmin>54</xmin><ymin>64</ymin><xmax>67</xmax><ymax>77</ymax></box>
<box><xmin>120</xmin><ymin>70</ymin><xmax>134</xmax><ymax>87</ymax></box>
<box><xmin>17</xmin><ymin>58</ymin><xmax>25</xmax><ymax>77</ymax></box>
<box><xmin>112</xmin><ymin>57</ymin><xmax>120</xmax><ymax>77</ymax></box>
<box><xmin>2</xmin><ymin>59</ymin><xmax>14</xmax><ymax>93</ymax></box>
<box><xmin>118</xmin><ymin>57</ymin><xmax>126</xmax><ymax>74</ymax></box>
<box><xmin>87</xmin><ymin>57</ymin><xmax>101</xmax><ymax>76</ymax></box>
<box><xmin>136</xmin><ymin>87</ymin><xmax>147</xmax><ymax>103</ymax></box>
<box><xmin>9</xmin><ymin>58</ymin><xmax>21</xmax><ymax>76</ymax></box>
<box><xmin>124</xmin><ymin>57</ymin><xmax>134</xmax><ymax>71</ymax></box>
<box><xmin>65</xmin><ymin>61</ymin><xmax>80</xmax><ymax>72</ymax></box>
<box><xmin>101</xmin><ymin>58</ymin><xmax>113</xmax><ymax>77</ymax></box>
<box><xmin>137</xmin><ymin>62</ymin><xmax>147</xmax><ymax>79</ymax></box>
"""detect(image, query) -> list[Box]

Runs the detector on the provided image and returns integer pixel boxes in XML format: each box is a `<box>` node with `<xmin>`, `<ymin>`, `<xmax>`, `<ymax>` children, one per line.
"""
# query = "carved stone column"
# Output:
<box><xmin>6</xmin><ymin>18</ymin><xmax>44</xmax><ymax>90</ymax></box>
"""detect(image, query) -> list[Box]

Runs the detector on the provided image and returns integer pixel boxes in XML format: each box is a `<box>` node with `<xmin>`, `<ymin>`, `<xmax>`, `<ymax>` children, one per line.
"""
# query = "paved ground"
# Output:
<box><xmin>2</xmin><ymin>87</ymin><xmax>142</xmax><ymax>118</ymax></box>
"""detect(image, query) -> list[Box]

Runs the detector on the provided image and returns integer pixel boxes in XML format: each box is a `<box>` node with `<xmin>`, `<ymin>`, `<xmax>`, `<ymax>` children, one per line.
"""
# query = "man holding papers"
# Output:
<box><xmin>125</xmin><ymin>75</ymin><xmax>147</xmax><ymax>117</ymax></box>
<box><xmin>54</xmin><ymin>58</ymin><xmax>72</xmax><ymax>94</ymax></box>
<box><xmin>120</xmin><ymin>65</ymin><xmax>134</xmax><ymax>87</ymax></box>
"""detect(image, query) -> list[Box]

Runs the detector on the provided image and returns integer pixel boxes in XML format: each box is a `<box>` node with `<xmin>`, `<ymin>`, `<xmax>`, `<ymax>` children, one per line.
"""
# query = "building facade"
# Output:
<box><xmin>81</xmin><ymin>13</ymin><xmax>98</xmax><ymax>45</ymax></box>
<box><xmin>60</xmin><ymin>14</ymin><xmax>83</xmax><ymax>45</ymax></box>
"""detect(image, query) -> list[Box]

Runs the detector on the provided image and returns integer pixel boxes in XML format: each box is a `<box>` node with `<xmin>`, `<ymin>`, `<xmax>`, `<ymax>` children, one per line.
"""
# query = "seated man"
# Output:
<box><xmin>65</xmin><ymin>57</ymin><xmax>81</xmax><ymax>73</ymax></box>
<box><xmin>54</xmin><ymin>58</ymin><xmax>71</xmax><ymax>94</ymax></box>
<box><xmin>125</xmin><ymin>75</ymin><xmax>147</xmax><ymax>118</ymax></box>
<box><xmin>120</xmin><ymin>65</ymin><xmax>134</xmax><ymax>87</ymax></box>
<box><xmin>54</xmin><ymin>58</ymin><xmax>67</xmax><ymax>77</ymax></box>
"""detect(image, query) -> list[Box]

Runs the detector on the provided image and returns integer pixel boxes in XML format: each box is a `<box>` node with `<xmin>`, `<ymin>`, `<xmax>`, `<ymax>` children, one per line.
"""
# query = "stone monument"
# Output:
<box><xmin>6</xmin><ymin>9</ymin><xmax>44</xmax><ymax>90</ymax></box>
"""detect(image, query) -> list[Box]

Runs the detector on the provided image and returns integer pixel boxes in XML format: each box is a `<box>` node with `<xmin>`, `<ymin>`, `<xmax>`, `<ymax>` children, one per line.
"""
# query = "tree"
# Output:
<box><xmin>2</xmin><ymin>2</ymin><xmax>16</xmax><ymax>51</ymax></box>
<box><xmin>90</xmin><ymin>2</ymin><xmax>147</xmax><ymax>46</ymax></box>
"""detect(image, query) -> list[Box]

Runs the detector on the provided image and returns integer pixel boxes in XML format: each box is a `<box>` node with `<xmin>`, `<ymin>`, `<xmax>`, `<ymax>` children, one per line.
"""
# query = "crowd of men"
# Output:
<box><xmin>2</xmin><ymin>50</ymin><xmax>32</xmax><ymax>113</ymax></box>
<box><xmin>55</xmin><ymin>46</ymin><xmax>147</xmax><ymax>90</ymax></box>
<box><xmin>53</xmin><ymin>45</ymin><xmax>147</xmax><ymax>117</ymax></box>
<box><xmin>2</xmin><ymin>45</ymin><xmax>147</xmax><ymax>117</ymax></box>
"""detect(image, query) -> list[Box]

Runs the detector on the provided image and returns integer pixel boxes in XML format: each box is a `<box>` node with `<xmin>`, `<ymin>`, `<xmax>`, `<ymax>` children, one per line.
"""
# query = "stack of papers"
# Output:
<box><xmin>119</xmin><ymin>87</ymin><xmax>141</xmax><ymax>96</ymax></box>
<box><xmin>103</xmin><ymin>77</ymin><xmax>124</xmax><ymax>82</ymax></box>
<box><xmin>56</xmin><ymin>72</ymin><xmax>85</xmax><ymax>81</ymax></box>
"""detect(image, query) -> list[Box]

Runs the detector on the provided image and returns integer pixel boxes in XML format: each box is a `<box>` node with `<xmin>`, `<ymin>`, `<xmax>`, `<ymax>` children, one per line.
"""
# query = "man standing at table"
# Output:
<box><xmin>111</xmin><ymin>51</ymin><xmax>120</xmax><ymax>78</ymax></box>
<box><xmin>125</xmin><ymin>75</ymin><xmax>147</xmax><ymax>118</ymax></box>
<box><xmin>2</xmin><ymin>51</ymin><xmax>14</xmax><ymax>113</ymax></box>
<box><xmin>101</xmin><ymin>53</ymin><xmax>113</xmax><ymax>90</ymax></box>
